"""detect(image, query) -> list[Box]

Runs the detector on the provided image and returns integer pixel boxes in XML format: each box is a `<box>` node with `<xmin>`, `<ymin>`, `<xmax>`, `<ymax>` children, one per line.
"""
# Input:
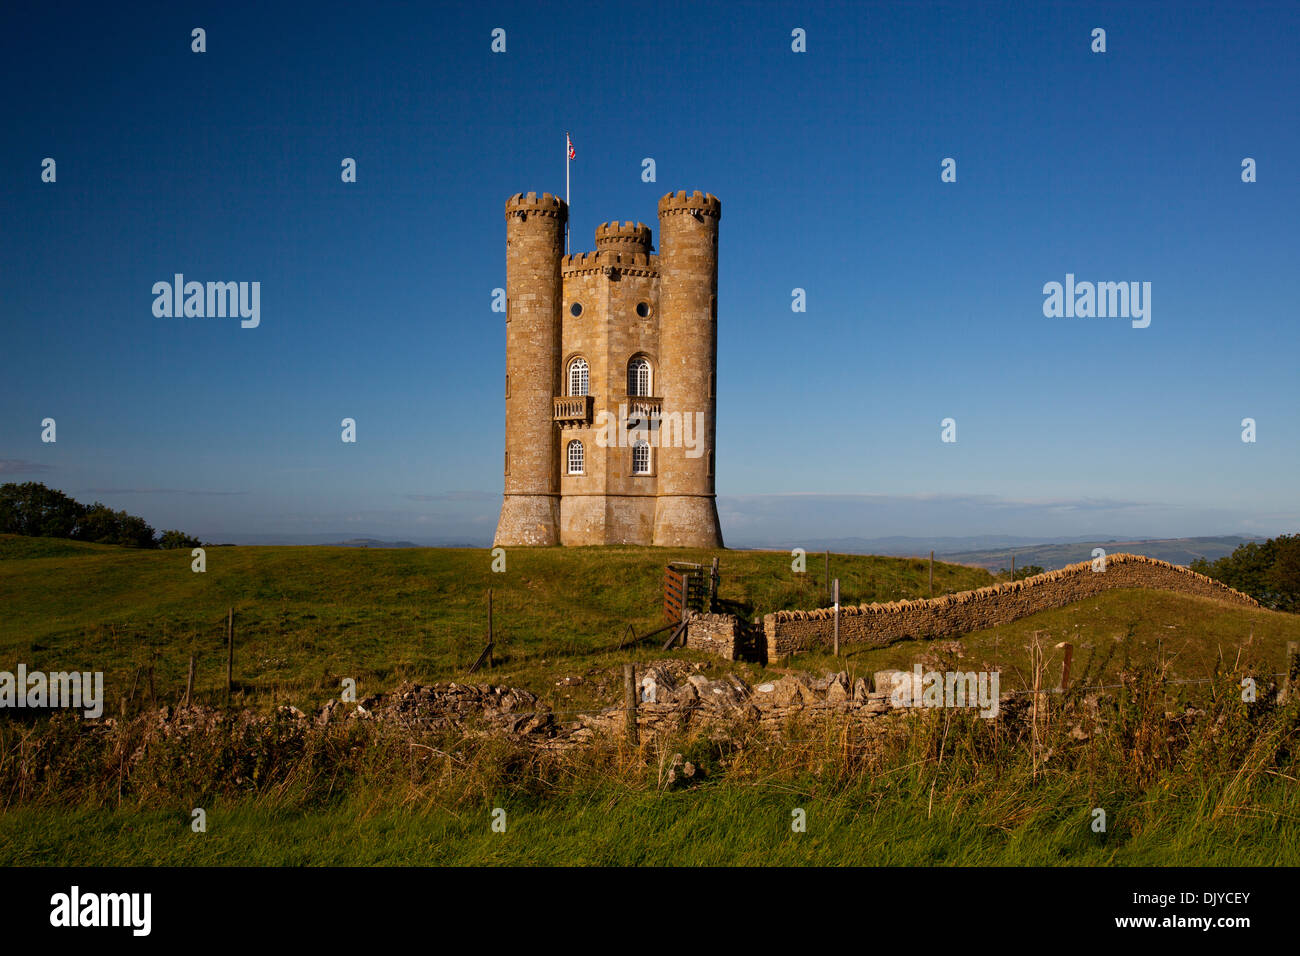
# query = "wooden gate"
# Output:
<box><xmin>664</xmin><ymin>562</ymin><xmax>707</xmax><ymax>621</ymax></box>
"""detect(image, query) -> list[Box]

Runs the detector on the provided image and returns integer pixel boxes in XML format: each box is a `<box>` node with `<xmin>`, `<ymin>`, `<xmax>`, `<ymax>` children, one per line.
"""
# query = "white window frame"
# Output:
<box><xmin>632</xmin><ymin>440</ymin><xmax>651</xmax><ymax>475</ymax></box>
<box><xmin>568</xmin><ymin>358</ymin><xmax>589</xmax><ymax>396</ymax></box>
<box><xmin>567</xmin><ymin>439</ymin><xmax>585</xmax><ymax>475</ymax></box>
<box><xmin>628</xmin><ymin>357</ymin><xmax>651</xmax><ymax>397</ymax></box>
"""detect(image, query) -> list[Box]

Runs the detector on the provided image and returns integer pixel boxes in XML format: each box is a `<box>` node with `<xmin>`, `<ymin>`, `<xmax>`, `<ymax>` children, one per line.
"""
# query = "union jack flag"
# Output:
<box><xmin>567</xmin><ymin>134</ymin><xmax>575</xmax><ymax>160</ymax></box>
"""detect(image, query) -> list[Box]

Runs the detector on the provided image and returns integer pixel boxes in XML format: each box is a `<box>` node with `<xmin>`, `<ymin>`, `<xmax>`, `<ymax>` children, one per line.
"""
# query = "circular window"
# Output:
<box><xmin>636</xmin><ymin>302</ymin><xmax>650</xmax><ymax>318</ymax></box>
<box><xmin>570</xmin><ymin>302</ymin><xmax>583</xmax><ymax>317</ymax></box>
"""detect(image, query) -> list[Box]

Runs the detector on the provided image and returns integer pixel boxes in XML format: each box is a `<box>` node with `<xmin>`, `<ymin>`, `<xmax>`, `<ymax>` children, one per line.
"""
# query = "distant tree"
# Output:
<box><xmin>116</xmin><ymin>512</ymin><xmax>157</xmax><ymax>549</ymax></box>
<box><xmin>996</xmin><ymin>564</ymin><xmax>1045</xmax><ymax>581</ymax></box>
<box><xmin>76</xmin><ymin>502</ymin><xmax>156</xmax><ymax>548</ymax></box>
<box><xmin>157</xmin><ymin>529</ymin><xmax>201</xmax><ymax>549</ymax></box>
<box><xmin>1193</xmin><ymin>535</ymin><xmax>1300</xmax><ymax>611</ymax></box>
<box><xmin>1264</xmin><ymin>535</ymin><xmax>1300</xmax><ymax>613</ymax></box>
<box><xmin>0</xmin><ymin>482</ymin><xmax>197</xmax><ymax>549</ymax></box>
<box><xmin>78</xmin><ymin>503</ymin><xmax>126</xmax><ymax>545</ymax></box>
<box><xmin>0</xmin><ymin>482</ymin><xmax>87</xmax><ymax>538</ymax></box>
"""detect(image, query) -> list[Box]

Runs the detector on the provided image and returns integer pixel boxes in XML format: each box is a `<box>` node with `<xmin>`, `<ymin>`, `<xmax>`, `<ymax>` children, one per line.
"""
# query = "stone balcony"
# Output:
<box><xmin>553</xmin><ymin>395</ymin><xmax>593</xmax><ymax>426</ymax></box>
<box><xmin>627</xmin><ymin>396</ymin><xmax>662</xmax><ymax>421</ymax></box>
<box><xmin>552</xmin><ymin>395</ymin><xmax>663</xmax><ymax>427</ymax></box>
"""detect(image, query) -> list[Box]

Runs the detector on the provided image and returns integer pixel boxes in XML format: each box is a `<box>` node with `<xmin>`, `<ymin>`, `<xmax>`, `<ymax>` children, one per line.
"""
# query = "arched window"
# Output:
<box><xmin>627</xmin><ymin>357</ymin><xmax>651</xmax><ymax>396</ymax></box>
<box><xmin>567</xmin><ymin>440</ymin><xmax>585</xmax><ymax>475</ymax></box>
<box><xmin>568</xmin><ymin>357</ymin><xmax>589</xmax><ymax>396</ymax></box>
<box><xmin>632</xmin><ymin>440</ymin><xmax>651</xmax><ymax>475</ymax></box>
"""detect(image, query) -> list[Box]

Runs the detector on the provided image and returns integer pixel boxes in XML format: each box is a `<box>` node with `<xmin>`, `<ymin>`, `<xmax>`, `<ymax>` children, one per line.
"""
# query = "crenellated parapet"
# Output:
<box><xmin>595</xmin><ymin>220</ymin><xmax>652</xmax><ymax>255</ymax></box>
<box><xmin>560</xmin><ymin>249</ymin><xmax>659</xmax><ymax>278</ymax></box>
<box><xmin>657</xmin><ymin>189</ymin><xmax>721</xmax><ymax>220</ymax></box>
<box><xmin>504</xmin><ymin>191</ymin><xmax>568</xmax><ymax>221</ymax></box>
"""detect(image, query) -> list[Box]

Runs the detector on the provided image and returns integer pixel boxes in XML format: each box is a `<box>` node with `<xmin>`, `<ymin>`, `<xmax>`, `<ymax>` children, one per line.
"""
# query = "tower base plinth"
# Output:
<box><xmin>494</xmin><ymin>495</ymin><xmax>560</xmax><ymax>547</ymax></box>
<box><xmin>652</xmin><ymin>495</ymin><xmax>723</xmax><ymax>549</ymax></box>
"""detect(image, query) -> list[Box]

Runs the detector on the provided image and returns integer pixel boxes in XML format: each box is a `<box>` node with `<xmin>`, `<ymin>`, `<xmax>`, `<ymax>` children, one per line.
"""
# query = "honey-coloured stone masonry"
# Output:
<box><xmin>494</xmin><ymin>191</ymin><xmax>723</xmax><ymax>547</ymax></box>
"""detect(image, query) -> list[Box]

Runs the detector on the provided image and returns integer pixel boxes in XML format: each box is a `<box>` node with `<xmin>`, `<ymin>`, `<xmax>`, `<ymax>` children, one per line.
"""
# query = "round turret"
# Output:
<box><xmin>652</xmin><ymin>190</ymin><xmax>723</xmax><ymax>548</ymax></box>
<box><xmin>495</xmin><ymin>191</ymin><xmax>568</xmax><ymax>546</ymax></box>
<box><xmin>594</xmin><ymin>221</ymin><xmax>652</xmax><ymax>257</ymax></box>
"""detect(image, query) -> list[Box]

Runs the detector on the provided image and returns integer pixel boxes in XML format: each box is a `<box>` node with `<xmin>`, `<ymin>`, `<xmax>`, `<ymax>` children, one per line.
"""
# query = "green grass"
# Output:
<box><xmin>3</xmin><ymin>534</ymin><xmax>1298</xmax><ymax>867</ymax></box>
<box><xmin>3</xmin><ymin>767</ymin><xmax>1295</xmax><ymax>866</ymax></box>
<box><xmin>791</xmin><ymin>589</ymin><xmax>1300</xmax><ymax>694</ymax></box>
<box><xmin>0</xmin><ymin>536</ymin><xmax>993</xmax><ymax>711</ymax></box>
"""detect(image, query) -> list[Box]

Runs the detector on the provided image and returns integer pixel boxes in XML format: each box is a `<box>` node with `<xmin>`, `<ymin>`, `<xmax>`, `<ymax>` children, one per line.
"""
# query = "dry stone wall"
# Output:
<box><xmin>763</xmin><ymin>554</ymin><xmax>1259</xmax><ymax>660</ymax></box>
<box><xmin>683</xmin><ymin>611</ymin><xmax>740</xmax><ymax>660</ymax></box>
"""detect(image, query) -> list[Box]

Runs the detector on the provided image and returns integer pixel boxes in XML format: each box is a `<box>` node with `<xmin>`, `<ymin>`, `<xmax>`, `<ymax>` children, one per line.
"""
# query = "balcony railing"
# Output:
<box><xmin>553</xmin><ymin>395</ymin><xmax>593</xmax><ymax>426</ymax></box>
<box><xmin>552</xmin><ymin>395</ymin><xmax>663</xmax><ymax>426</ymax></box>
<box><xmin>627</xmin><ymin>396</ymin><xmax>662</xmax><ymax>421</ymax></box>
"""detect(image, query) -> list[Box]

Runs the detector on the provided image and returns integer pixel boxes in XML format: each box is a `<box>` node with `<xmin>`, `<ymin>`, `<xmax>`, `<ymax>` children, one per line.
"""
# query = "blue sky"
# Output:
<box><xmin>2</xmin><ymin>0</ymin><xmax>1297</xmax><ymax>545</ymax></box>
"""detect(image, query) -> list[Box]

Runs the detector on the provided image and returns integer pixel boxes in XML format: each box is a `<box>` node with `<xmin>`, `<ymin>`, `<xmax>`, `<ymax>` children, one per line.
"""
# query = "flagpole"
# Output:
<box><xmin>565</xmin><ymin>132</ymin><xmax>571</xmax><ymax>254</ymax></box>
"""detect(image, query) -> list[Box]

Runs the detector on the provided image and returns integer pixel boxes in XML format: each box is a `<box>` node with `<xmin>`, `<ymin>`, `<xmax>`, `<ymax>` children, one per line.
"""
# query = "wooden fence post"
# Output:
<box><xmin>832</xmin><ymin>578</ymin><xmax>840</xmax><ymax>657</ymax></box>
<box><xmin>1056</xmin><ymin>641</ymin><xmax>1073</xmax><ymax>690</ymax></box>
<box><xmin>487</xmin><ymin>588</ymin><xmax>494</xmax><ymax>669</ymax></box>
<box><xmin>709</xmin><ymin>557</ymin><xmax>720</xmax><ymax>612</ymax></box>
<box><xmin>1284</xmin><ymin>641</ymin><xmax>1299</xmax><ymax>702</ymax></box>
<box><xmin>624</xmin><ymin>663</ymin><xmax>638</xmax><ymax>746</ymax></box>
<box><xmin>226</xmin><ymin>606</ymin><xmax>234</xmax><ymax>704</ymax></box>
<box><xmin>1030</xmin><ymin>632</ymin><xmax>1042</xmax><ymax>779</ymax></box>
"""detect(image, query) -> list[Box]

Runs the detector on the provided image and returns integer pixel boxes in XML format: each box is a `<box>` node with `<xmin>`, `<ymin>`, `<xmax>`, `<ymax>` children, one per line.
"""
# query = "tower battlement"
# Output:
<box><xmin>657</xmin><ymin>190</ymin><xmax>722</xmax><ymax>219</ymax></box>
<box><xmin>594</xmin><ymin>220</ymin><xmax>652</xmax><ymax>256</ymax></box>
<box><xmin>560</xmin><ymin>249</ymin><xmax>658</xmax><ymax>277</ymax></box>
<box><xmin>504</xmin><ymin>191</ymin><xmax>568</xmax><ymax>220</ymax></box>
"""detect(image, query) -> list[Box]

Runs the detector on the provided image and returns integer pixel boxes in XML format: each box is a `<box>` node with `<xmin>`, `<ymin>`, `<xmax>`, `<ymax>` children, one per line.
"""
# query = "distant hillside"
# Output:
<box><xmin>326</xmin><ymin>538</ymin><xmax>419</xmax><ymax>548</ymax></box>
<box><xmin>219</xmin><ymin>532</ymin><xmax>476</xmax><ymax>547</ymax></box>
<box><xmin>732</xmin><ymin>534</ymin><xmax>1082</xmax><ymax>554</ymax></box>
<box><xmin>0</xmin><ymin>533</ymin><xmax>122</xmax><ymax>560</ymax></box>
<box><xmin>940</xmin><ymin>536</ymin><xmax>1262</xmax><ymax>572</ymax></box>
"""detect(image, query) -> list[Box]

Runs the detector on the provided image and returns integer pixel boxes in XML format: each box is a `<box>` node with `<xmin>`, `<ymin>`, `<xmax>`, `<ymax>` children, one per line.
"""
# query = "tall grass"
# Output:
<box><xmin>1</xmin><ymin>653</ymin><xmax>1296</xmax><ymax>865</ymax></box>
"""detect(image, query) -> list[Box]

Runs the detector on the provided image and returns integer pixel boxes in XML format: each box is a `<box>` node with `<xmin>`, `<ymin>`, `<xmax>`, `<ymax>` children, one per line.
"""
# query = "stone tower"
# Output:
<box><xmin>495</xmin><ymin>192</ymin><xmax>566</xmax><ymax>546</ymax></box>
<box><xmin>651</xmin><ymin>190</ymin><xmax>723</xmax><ymax>548</ymax></box>
<box><xmin>493</xmin><ymin>189</ymin><xmax>723</xmax><ymax>549</ymax></box>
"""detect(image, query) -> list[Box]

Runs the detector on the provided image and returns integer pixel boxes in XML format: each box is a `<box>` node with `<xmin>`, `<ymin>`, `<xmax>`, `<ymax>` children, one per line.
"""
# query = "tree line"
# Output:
<box><xmin>1191</xmin><ymin>535</ymin><xmax>1300</xmax><ymax>612</ymax></box>
<box><xmin>0</xmin><ymin>482</ymin><xmax>201</xmax><ymax>549</ymax></box>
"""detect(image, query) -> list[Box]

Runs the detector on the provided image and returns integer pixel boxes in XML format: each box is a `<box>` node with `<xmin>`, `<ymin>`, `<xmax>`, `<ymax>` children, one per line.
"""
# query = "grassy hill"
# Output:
<box><xmin>0</xmin><ymin>535</ymin><xmax>993</xmax><ymax>710</ymax></box>
<box><xmin>789</xmin><ymin>588</ymin><xmax>1300</xmax><ymax>693</ymax></box>
<box><xmin>3</xmin><ymin>534</ymin><xmax>1299</xmax><ymax>866</ymax></box>
<box><xmin>3</xmin><ymin>534</ymin><xmax>1296</xmax><ymax>708</ymax></box>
